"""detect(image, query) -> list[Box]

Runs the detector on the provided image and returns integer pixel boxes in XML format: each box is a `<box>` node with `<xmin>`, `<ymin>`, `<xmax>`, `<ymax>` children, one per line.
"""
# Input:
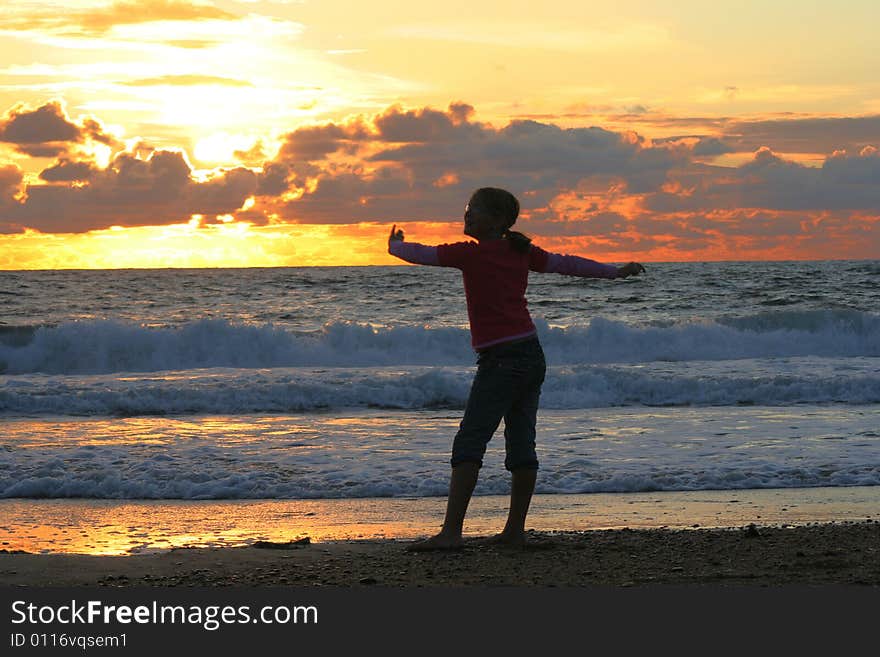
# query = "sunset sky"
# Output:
<box><xmin>1</xmin><ymin>0</ymin><xmax>878</xmax><ymax>268</ymax></box>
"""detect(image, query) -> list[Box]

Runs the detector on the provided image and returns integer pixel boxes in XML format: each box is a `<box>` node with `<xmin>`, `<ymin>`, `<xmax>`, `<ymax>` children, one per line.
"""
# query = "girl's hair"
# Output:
<box><xmin>470</xmin><ymin>187</ymin><xmax>532</xmax><ymax>254</ymax></box>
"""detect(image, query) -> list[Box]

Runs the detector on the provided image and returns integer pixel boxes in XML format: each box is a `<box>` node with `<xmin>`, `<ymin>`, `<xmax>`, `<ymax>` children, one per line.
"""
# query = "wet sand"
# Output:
<box><xmin>3</xmin><ymin>486</ymin><xmax>878</xmax><ymax>555</ymax></box>
<box><xmin>2</xmin><ymin>521</ymin><xmax>878</xmax><ymax>587</ymax></box>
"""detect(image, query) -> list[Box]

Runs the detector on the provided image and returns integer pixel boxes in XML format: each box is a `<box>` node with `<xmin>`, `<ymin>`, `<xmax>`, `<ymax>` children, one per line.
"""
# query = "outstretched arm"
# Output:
<box><xmin>535</xmin><ymin>248</ymin><xmax>645</xmax><ymax>279</ymax></box>
<box><xmin>387</xmin><ymin>224</ymin><xmax>440</xmax><ymax>266</ymax></box>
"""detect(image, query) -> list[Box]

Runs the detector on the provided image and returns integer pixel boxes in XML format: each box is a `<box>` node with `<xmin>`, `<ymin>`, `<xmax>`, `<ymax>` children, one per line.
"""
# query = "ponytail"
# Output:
<box><xmin>503</xmin><ymin>229</ymin><xmax>532</xmax><ymax>254</ymax></box>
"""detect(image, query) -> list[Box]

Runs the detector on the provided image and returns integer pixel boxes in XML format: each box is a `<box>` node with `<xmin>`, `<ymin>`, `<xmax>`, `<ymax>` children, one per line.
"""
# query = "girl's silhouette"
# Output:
<box><xmin>389</xmin><ymin>187</ymin><xmax>645</xmax><ymax>550</ymax></box>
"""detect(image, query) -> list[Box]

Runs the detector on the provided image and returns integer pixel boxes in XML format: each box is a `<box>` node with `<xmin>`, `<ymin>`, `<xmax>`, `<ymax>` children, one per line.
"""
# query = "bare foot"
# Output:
<box><xmin>478</xmin><ymin>531</ymin><xmax>527</xmax><ymax>548</ymax></box>
<box><xmin>406</xmin><ymin>532</ymin><xmax>464</xmax><ymax>552</ymax></box>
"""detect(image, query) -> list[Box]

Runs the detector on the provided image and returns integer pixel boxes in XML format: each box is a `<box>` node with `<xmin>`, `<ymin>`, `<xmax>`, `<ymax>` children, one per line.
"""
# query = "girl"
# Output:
<box><xmin>388</xmin><ymin>187</ymin><xmax>645</xmax><ymax>550</ymax></box>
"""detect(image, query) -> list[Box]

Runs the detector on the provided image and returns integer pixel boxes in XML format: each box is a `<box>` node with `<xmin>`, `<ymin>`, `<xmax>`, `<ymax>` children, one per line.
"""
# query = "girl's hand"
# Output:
<box><xmin>389</xmin><ymin>224</ymin><xmax>405</xmax><ymax>242</ymax></box>
<box><xmin>617</xmin><ymin>262</ymin><xmax>646</xmax><ymax>278</ymax></box>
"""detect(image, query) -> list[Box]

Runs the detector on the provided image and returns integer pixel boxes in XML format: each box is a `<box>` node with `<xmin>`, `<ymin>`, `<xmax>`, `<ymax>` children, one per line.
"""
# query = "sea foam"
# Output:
<box><xmin>1</xmin><ymin>309</ymin><xmax>878</xmax><ymax>375</ymax></box>
<box><xmin>3</xmin><ymin>359</ymin><xmax>879</xmax><ymax>416</ymax></box>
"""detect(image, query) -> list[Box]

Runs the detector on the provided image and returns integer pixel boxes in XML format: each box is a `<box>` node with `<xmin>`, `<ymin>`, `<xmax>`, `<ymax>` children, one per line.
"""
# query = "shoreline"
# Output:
<box><xmin>2</xmin><ymin>486</ymin><xmax>878</xmax><ymax>555</ymax></box>
<box><xmin>3</xmin><ymin>487</ymin><xmax>878</xmax><ymax>587</ymax></box>
<box><xmin>2</xmin><ymin>521</ymin><xmax>878</xmax><ymax>587</ymax></box>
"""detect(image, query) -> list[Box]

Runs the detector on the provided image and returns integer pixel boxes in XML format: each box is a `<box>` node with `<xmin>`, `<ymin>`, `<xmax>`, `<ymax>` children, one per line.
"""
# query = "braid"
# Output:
<box><xmin>505</xmin><ymin>229</ymin><xmax>532</xmax><ymax>254</ymax></box>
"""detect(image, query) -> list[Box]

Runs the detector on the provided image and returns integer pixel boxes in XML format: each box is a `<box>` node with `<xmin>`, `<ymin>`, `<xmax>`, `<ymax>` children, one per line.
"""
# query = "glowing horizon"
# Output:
<box><xmin>1</xmin><ymin>0</ymin><xmax>878</xmax><ymax>268</ymax></box>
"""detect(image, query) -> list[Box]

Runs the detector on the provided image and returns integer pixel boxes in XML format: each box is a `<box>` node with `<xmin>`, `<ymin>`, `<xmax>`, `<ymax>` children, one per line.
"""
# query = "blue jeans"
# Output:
<box><xmin>451</xmin><ymin>336</ymin><xmax>546</xmax><ymax>471</ymax></box>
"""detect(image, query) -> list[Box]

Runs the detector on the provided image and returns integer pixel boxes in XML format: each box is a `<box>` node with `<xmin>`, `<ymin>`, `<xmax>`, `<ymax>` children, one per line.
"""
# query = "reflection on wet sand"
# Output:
<box><xmin>2</xmin><ymin>486</ymin><xmax>877</xmax><ymax>555</ymax></box>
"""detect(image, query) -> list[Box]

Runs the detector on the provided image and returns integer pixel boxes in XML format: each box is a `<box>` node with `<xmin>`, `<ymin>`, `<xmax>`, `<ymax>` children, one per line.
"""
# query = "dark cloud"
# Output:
<box><xmin>448</xmin><ymin>102</ymin><xmax>476</xmax><ymax>124</ymax></box>
<box><xmin>651</xmin><ymin>135</ymin><xmax>736</xmax><ymax>156</ymax></box>
<box><xmin>39</xmin><ymin>159</ymin><xmax>98</xmax><ymax>182</ymax></box>
<box><xmin>823</xmin><ymin>145</ymin><xmax>880</xmax><ymax>184</ymax></box>
<box><xmin>732</xmin><ymin>146</ymin><xmax>880</xmax><ymax>210</ymax></box>
<box><xmin>278</xmin><ymin>167</ymin><xmax>427</xmax><ymax>224</ymax></box>
<box><xmin>81</xmin><ymin>118</ymin><xmax>116</xmax><ymax>147</ymax></box>
<box><xmin>692</xmin><ymin>137</ymin><xmax>736</xmax><ymax>156</ymax></box>
<box><xmin>0</xmin><ymin>164</ymin><xmax>22</xmax><ymax>200</ymax></box>
<box><xmin>373</xmin><ymin>103</ymin><xmax>480</xmax><ymax>142</ymax></box>
<box><xmin>260</xmin><ymin>103</ymin><xmax>880</xmax><ymax>236</ymax></box>
<box><xmin>0</xmin><ymin>101</ymin><xmax>118</xmax><ymax>157</ymax></box>
<box><xmin>260</xmin><ymin>104</ymin><xmax>682</xmax><ymax>225</ymax></box>
<box><xmin>275</xmin><ymin>122</ymin><xmax>370</xmax><ymax>163</ymax></box>
<box><xmin>638</xmin><ymin>113</ymin><xmax>880</xmax><ymax>156</ymax></box>
<box><xmin>5</xmin><ymin>148</ymin><xmax>257</xmax><ymax>233</ymax></box>
<box><xmin>512</xmin><ymin>109</ymin><xmax>879</xmax><ymax>159</ymax></box>
<box><xmin>0</xmin><ymin>102</ymin><xmax>79</xmax><ymax>143</ymax></box>
<box><xmin>646</xmin><ymin>145</ymin><xmax>880</xmax><ymax>213</ymax></box>
<box><xmin>256</xmin><ymin>162</ymin><xmax>291</xmax><ymax>196</ymax></box>
<box><xmin>0</xmin><ymin>165</ymin><xmax>24</xmax><ymax>233</ymax></box>
<box><xmin>187</xmin><ymin>166</ymin><xmax>258</xmax><ymax>215</ymax></box>
<box><xmin>725</xmin><ymin>115</ymin><xmax>880</xmax><ymax>155</ymax></box>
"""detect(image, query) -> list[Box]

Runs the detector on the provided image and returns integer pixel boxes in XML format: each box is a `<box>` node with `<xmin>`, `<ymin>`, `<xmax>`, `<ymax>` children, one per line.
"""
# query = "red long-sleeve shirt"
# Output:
<box><xmin>389</xmin><ymin>238</ymin><xmax>619</xmax><ymax>350</ymax></box>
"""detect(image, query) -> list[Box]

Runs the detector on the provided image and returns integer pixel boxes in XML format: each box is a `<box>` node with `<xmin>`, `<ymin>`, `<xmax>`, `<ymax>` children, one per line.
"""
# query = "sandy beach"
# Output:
<box><xmin>2</xmin><ymin>521</ymin><xmax>878</xmax><ymax>587</ymax></box>
<box><xmin>2</xmin><ymin>488</ymin><xmax>878</xmax><ymax>587</ymax></box>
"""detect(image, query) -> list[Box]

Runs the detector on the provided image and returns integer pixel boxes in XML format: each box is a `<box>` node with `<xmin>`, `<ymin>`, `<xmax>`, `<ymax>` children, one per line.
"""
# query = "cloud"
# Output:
<box><xmin>372</xmin><ymin>102</ymin><xmax>476</xmax><ymax>142</ymax></box>
<box><xmin>2</xmin><ymin>2</ymin><xmax>304</xmax><ymax>56</ymax></box>
<box><xmin>617</xmin><ymin>111</ymin><xmax>880</xmax><ymax>156</ymax></box>
<box><xmin>521</xmin><ymin>211</ymin><xmax>630</xmax><ymax>237</ymax></box>
<box><xmin>259</xmin><ymin>102</ymin><xmax>681</xmax><ymax>225</ymax></box>
<box><xmin>647</xmin><ymin>145</ymin><xmax>880</xmax><ymax>214</ymax></box>
<box><xmin>0</xmin><ymin>101</ymin><xmax>119</xmax><ymax>157</ymax></box>
<box><xmin>2</xmin><ymin>0</ymin><xmax>236</xmax><ymax>38</ymax></box>
<box><xmin>0</xmin><ymin>164</ymin><xmax>24</xmax><ymax>232</ymax></box>
<box><xmin>1</xmin><ymin>100</ymin><xmax>878</xmax><ymax>260</ymax></box>
<box><xmin>0</xmin><ymin>164</ymin><xmax>23</xmax><ymax>202</ymax></box>
<box><xmin>123</xmin><ymin>75</ymin><xmax>253</xmax><ymax>87</ymax></box>
<box><xmin>547</xmin><ymin>109</ymin><xmax>879</xmax><ymax>163</ymax></box>
<box><xmin>2</xmin><ymin>147</ymin><xmax>257</xmax><ymax>233</ymax></box>
<box><xmin>255</xmin><ymin>162</ymin><xmax>292</xmax><ymax>196</ymax></box>
<box><xmin>692</xmin><ymin>137</ymin><xmax>736</xmax><ymax>156</ymax></box>
<box><xmin>724</xmin><ymin>114</ymin><xmax>880</xmax><ymax>155</ymax></box>
<box><xmin>0</xmin><ymin>102</ymin><xmax>79</xmax><ymax>143</ymax></box>
<box><xmin>233</xmin><ymin>140</ymin><xmax>269</xmax><ymax>166</ymax></box>
<box><xmin>275</xmin><ymin>121</ymin><xmax>370</xmax><ymax>163</ymax></box>
<box><xmin>39</xmin><ymin>159</ymin><xmax>99</xmax><ymax>182</ymax></box>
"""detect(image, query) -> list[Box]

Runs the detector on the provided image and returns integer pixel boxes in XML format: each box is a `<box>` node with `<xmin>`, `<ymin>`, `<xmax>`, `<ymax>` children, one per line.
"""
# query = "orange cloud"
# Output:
<box><xmin>1</xmin><ymin>100</ymin><xmax>878</xmax><ymax>264</ymax></box>
<box><xmin>252</xmin><ymin>102</ymin><xmax>678</xmax><ymax>226</ymax></box>
<box><xmin>3</xmin><ymin>0</ymin><xmax>236</xmax><ymax>38</ymax></box>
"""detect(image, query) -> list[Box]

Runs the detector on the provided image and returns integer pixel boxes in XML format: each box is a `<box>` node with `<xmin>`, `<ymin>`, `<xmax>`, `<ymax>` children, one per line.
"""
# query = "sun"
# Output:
<box><xmin>194</xmin><ymin>133</ymin><xmax>261</xmax><ymax>166</ymax></box>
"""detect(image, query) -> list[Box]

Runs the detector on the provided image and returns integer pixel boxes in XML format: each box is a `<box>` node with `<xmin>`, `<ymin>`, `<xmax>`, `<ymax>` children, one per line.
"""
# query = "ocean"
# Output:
<box><xmin>1</xmin><ymin>260</ymin><xmax>879</xmax><ymax>551</ymax></box>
